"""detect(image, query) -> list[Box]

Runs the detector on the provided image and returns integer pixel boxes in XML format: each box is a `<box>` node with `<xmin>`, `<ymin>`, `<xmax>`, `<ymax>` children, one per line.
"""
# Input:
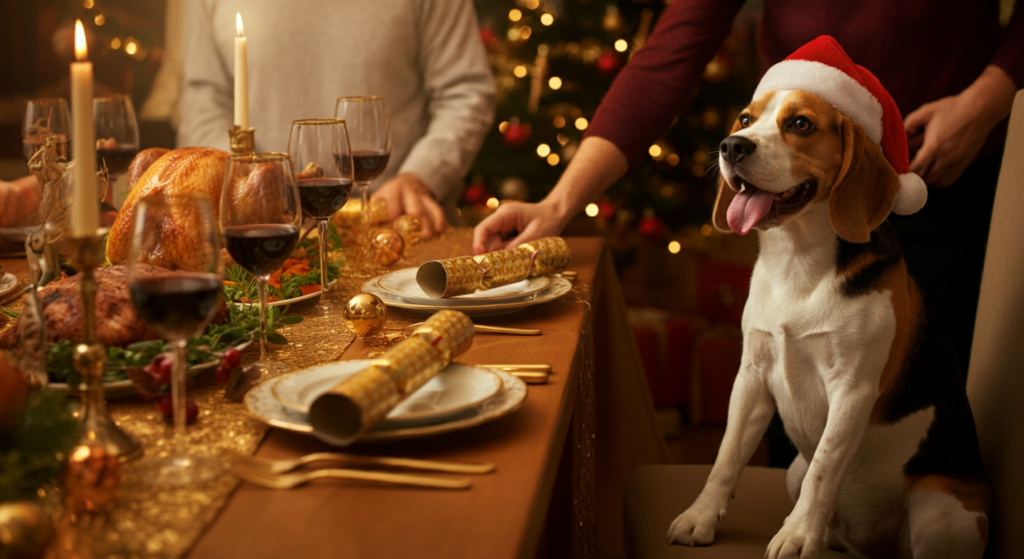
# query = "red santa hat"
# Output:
<box><xmin>752</xmin><ymin>36</ymin><xmax>927</xmax><ymax>215</ymax></box>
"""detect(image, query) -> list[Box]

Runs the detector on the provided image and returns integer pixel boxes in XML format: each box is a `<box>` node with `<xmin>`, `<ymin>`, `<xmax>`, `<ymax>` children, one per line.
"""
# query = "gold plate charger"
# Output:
<box><xmin>362</xmin><ymin>276</ymin><xmax>573</xmax><ymax>317</ymax></box>
<box><xmin>376</xmin><ymin>267</ymin><xmax>550</xmax><ymax>303</ymax></box>
<box><xmin>245</xmin><ymin>368</ymin><xmax>528</xmax><ymax>445</ymax></box>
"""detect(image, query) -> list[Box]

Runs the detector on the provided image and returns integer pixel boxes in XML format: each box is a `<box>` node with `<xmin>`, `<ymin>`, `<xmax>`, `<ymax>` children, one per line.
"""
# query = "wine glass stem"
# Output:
<box><xmin>317</xmin><ymin>219</ymin><xmax>330</xmax><ymax>297</ymax></box>
<box><xmin>172</xmin><ymin>339</ymin><xmax>188</xmax><ymax>439</ymax></box>
<box><xmin>359</xmin><ymin>182</ymin><xmax>370</xmax><ymax>208</ymax></box>
<box><xmin>257</xmin><ymin>278</ymin><xmax>270</xmax><ymax>361</ymax></box>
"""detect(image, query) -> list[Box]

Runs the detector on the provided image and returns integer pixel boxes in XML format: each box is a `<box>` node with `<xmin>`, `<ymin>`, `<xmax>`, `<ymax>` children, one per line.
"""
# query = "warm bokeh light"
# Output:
<box><xmin>692</xmin><ymin>165</ymin><xmax>705</xmax><ymax>177</ymax></box>
<box><xmin>125</xmin><ymin>40</ymin><xmax>138</xmax><ymax>55</ymax></box>
<box><xmin>668</xmin><ymin>241</ymin><xmax>681</xmax><ymax>254</ymax></box>
<box><xmin>514</xmin><ymin>65</ymin><xmax>528</xmax><ymax>78</ymax></box>
<box><xmin>667</xmin><ymin>153</ymin><xmax>680</xmax><ymax>166</ymax></box>
<box><xmin>649</xmin><ymin>145</ymin><xmax>663</xmax><ymax>158</ymax></box>
<box><xmin>519</xmin><ymin>26</ymin><xmax>532</xmax><ymax>39</ymax></box>
<box><xmin>661</xmin><ymin>185</ymin><xmax>674</xmax><ymax>197</ymax></box>
<box><xmin>507</xmin><ymin>28</ymin><xmax>520</xmax><ymax>41</ymax></box>
<box><xmin>509</xmin><ymin>9</ymin><xmax>522</xmax><ymax>22</ymax></box>
<box><xmin>536</xmin><ymin>144</ymin><xmax>551</xmax><ymax>157</ymax></box>
<box><xmin>553</xmin><ymin>116</ymin><xmax>566</xmax><ymax>128</ymax></box>
<box><xmin>236</xmin><ymin>13</ymin><xmax>244</xmax><ymax>36</ymax></box>
<box><xmin>547</xmin><ymin>154</ymin><xmax>560</xmax><ymax>166</ymax></box>
<box><xmin>486</xmin><ymin>197</ymin><xmax>500</xmax><ymax>210</ymax></box>
<box><xmin>556</xmin><ymin>133</ymin><xmax>569</xmax><ymax>145</ymax></box>
<box><xmin>110</xmin><ymin>37</ymin><xmax>121</xmax><ymax>50</ymax></box>
<box><xmin>614</xmin><ymin>39</ymin><xmax>628</xmax><ymax>52</ymax></box>
<box><xmin>540</xmin><ymin>13</ymin><xmax>554</xmax><ymax>26</ymax></box>
<box><xmin>575</xmin><ymin>117</ymin><xmax>588</xmax><ymax>130</ymax></box>
<box><xmin>498</xmin><ymin>121</ymin><xmax>510</xmax><ymax>133</ymax></box>
<box><xmin>74</xmin><ymin>20</ymin><xmax>88</xmax><ymax>60</ymax></box>
<box><xmin>548</xmin><ymin>76</ymin><xmax>562</xmax><ymax>90</ymax></box>
<box><xmin>94</xmin><ymin>14</ymin><xmax>105</xmax><ymax>26</ymax></box>
<box><xmin>83</xmin><ymin>0</ymin><xmax>94</xmax><ymax>8</ymax></box>
<box><xmin>526</xmin><ymin>0</ymin><xmax>539</xmax><ymax>8</ymax></box>
<box><xmin>585</xmin><ymin>203</ymin><xmax>599</xmax><ymax>217</ymax></box>
<box><xmin>701</xmin><ymin>224</ymin><xmax>713</xmax><ymax>236</ymax></box>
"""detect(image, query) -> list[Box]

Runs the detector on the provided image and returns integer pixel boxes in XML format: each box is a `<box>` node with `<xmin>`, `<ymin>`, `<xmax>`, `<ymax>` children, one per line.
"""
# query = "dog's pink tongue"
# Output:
<box><xmin>726</xmin><ymin>187</ymin><xmax>775</xmax><ymax>235</ymax></box>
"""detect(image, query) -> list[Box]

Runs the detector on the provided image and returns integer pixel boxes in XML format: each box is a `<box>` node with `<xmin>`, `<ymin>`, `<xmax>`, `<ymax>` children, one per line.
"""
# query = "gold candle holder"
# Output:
<box><xmin>229</xmin><ymin>125</ymin><xmax>256</xmax><ymax>154</ymax></box>
<box><xmin>66</xmin><ymin>229</ymin><xmax>142</xmax><ymax>462</ymax></box>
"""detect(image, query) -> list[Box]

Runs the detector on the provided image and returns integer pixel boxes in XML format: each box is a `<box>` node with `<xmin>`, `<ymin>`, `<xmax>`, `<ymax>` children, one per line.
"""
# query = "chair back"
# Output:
<box><xmin>968</xmin><ymin>89</ymin><xmax>1024</xmax><ymax>559</ymax></box>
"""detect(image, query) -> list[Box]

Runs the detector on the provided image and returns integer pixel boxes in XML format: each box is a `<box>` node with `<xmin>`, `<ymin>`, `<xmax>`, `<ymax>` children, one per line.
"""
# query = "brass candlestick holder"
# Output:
<box><xmin>229</xmin><ymin>125</ymin><xmax>256</xmax><ymax>154</ymax></box>
<box><xmin>67</xmin><ymin>228</ymin><xmax>142</xmax><ymax>462</ymax></box>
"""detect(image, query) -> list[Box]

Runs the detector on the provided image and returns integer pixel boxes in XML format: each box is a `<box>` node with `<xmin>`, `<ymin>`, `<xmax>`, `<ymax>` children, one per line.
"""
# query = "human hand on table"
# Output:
<box><xmin>905</xmin><ymin>65</ymin><xmax>1017</xmax><ymax>187</ymax></box>
<box><xmin>0</xmin><ymin>177</ymin><xmax>41</xmax><ymax>227</ymax></box>
<box><xmin>372</xmin><ymin>172</ymin><xmax>447</xmax><ymax>240</ymax></box>
<box><xmin>472</xmin><ymin>200</ymin><xmax>567</xmax><ymax>254</ymax></box>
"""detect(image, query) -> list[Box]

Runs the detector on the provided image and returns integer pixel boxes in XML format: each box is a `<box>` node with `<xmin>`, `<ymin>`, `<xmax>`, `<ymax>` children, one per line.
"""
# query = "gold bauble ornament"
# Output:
<box><xmin>0</xmin><ymin>502</ymin><xmax>54</xmax><ymax>559</ymax></box>
<box><xmin>393</xmin><ymin>214</ymin><xmax>423</xmax><ymax>246</ymax></box>
<box><xmin>370</xmin><ymin>228</ymin><xmax>405</xmax><ymax>267</ymax></box>
<box><xmin>343</xmin><ymin>293</ymin><xmax>387</xmax><ymax>337</ymax></box>
<box><xmin>63</xmin><ymin>444</ymin><xmax>120</xmax><ymax>512</ymax></box>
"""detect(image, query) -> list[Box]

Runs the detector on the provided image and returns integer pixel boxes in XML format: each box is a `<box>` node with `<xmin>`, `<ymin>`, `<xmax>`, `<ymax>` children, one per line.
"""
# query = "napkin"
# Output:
<box><xmin>415</xmin><ymin>237</ymin><xmax>571</xmax><ymax>298</ymax></box>
<box><xmin>307</xmin><ymin>310</ymin><xmax>475</xmax><ymax>444</ymax></box>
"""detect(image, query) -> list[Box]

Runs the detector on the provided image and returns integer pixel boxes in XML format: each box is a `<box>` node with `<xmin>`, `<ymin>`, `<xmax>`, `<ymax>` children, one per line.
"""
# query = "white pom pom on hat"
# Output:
<box><xmin>752</xmin><ymin>35</ymin><xmax>927</xmax><ymax>215</ymax></box>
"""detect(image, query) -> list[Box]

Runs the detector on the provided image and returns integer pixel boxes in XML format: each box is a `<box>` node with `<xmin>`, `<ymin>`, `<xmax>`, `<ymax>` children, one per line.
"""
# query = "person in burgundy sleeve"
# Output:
<box><xmin>474</xmin><ymin>0</ymin><xmax>1022</xmax><ymax>375</ymax></box>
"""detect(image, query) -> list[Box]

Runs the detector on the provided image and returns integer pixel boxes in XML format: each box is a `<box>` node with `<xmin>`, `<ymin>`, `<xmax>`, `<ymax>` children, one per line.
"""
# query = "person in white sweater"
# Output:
<box><xmin>178</xmin><ymin>0</ymin><xmax>496</xmax><ymax>237</ymax></box>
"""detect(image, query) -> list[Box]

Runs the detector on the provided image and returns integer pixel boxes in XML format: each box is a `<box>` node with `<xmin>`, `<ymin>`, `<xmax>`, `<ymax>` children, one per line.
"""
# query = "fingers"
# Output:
<box><xmin>401</xmin><ymin>187</ymin><xmax>432</xmax><ymax>239</ymax></box>
<box><xmin>372</xmin><ymin>188</ymin><xmax>402</xmax><ymax>221</ymax></box>
<box><xmin>903</xmin><ymin>103</ymin><xmax>935</xmax><ymax>135</ymax></box>
<box><xmin>424</xmin><ymin>196</ymin><xmax>447</xmax><ymax>237</ymax></box>
<box><xmin>472</xmin><ymin>206</ymin><xmax>522</xmax><ymax>254</ymax></box>
<box><xmin>908</xmin><ymin>140</ymin><xmax>936</xmax><ymax>178</ymax></box>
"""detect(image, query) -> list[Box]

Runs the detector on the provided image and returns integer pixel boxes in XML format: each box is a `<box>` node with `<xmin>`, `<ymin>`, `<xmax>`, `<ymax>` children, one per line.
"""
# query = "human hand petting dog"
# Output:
<box><xmin>905</xmin><ymin>65</ymin><xmax>1016</xmax><ymax>187</ymax></box>
<box><xmin>371</xmin><ymin>172</ymin><xmax>447</xmax><ymax>240</ymax></box>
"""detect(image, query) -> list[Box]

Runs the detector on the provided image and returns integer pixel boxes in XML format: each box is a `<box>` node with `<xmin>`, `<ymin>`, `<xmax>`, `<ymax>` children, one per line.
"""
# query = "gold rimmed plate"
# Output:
<box><xmin>376</xmin><ymin>267</ymin><xmax>550</xmax><ymax>303</ymax></box>
<box><xmin>269</xmin><ymin>360</ymin><xmax>502</xmax><ymax>425</ymax></box>
<box><xmin>362</xmin><ymin>276</ymin><xmax>573</xmax><ymax>318</ymax></box>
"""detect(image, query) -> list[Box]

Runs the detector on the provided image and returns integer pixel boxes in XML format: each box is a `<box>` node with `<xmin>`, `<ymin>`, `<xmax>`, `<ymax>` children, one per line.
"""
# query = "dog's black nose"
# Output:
<box><xmin>720</xmin><ymin>136</ymin><xmax>757</xmax><ymax>165</ymax></box>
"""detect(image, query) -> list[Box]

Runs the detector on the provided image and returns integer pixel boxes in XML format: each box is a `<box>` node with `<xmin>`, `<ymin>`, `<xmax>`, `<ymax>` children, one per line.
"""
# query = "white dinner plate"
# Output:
<box><xmin>47</xmin><ymin>340</ymin><xmax>252</xmax><ymax>398</ymax></box>
<box><xmin>361</xmin><ymin>276</ymin><xmax>573</xmax><ymax>318</ymax></box>
<box><xmin>376</xmin><ymin>267</ymin><xmax>550</xmax><ymax>303</ymax></box>
<box><xmin>246</xmin><ymin>367</ymin><xmax>528</xmax><ymax>445</ymax></box>
<box><xmin>270</xmin><ymin>360</ymin><xmax>502</xmax><ymax>424</ymax></box>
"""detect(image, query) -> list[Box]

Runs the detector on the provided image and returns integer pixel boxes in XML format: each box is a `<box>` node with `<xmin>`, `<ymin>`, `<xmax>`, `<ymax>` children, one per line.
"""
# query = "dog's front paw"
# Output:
<box><xmin>766</xmin><ymin>524</ymin><xmax>821</xmax><ymax>559</ymax></box>
<box><xmin>666</xmin><ymin>503</ymin><xmax>722</xmax><ymax>546</ymax></box>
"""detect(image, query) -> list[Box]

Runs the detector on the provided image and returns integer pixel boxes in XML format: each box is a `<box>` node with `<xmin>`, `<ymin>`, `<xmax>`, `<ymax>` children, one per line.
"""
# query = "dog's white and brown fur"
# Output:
<box><xmin>666</xmin><ymin>90</ymin><xmax>990</xmax><ymax>558</ymax></box>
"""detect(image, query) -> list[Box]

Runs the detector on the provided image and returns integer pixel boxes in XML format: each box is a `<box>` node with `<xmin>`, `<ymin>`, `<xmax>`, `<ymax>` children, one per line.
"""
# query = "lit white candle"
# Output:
<box><xmin>234</xmin><ymin>13</ymin><xmax>249</xmax><ymax>129</ymax></box>
<box><xmin>71</xmin><ymin>19</ymin><xmax>98</xmax><ymax>237</ymax></box>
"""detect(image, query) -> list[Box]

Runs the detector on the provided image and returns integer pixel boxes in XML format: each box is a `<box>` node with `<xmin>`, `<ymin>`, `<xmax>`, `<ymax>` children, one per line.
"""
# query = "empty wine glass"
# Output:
<box><xmin>220</xmin><ymin>152</ymin><xmax>302</xmax><ymax>376</ymax></box>
<box><xmin>22</xmin><ymin>98</ymin><xmax>71</xmax><ymax>163</ymax></box>
<box><xmin>333</xmin><ymin>96</ymin><xmax>391</xmax><ymax>209</ymax></box>
<box><xmin>288</xmin><ymin>118</ymin><xmax>354</xmax><ymax>312</ymax></box>
<box><xmin>127</xmin><ymin>194</ymin><xmax>223</xmax><ymax>485</ymax></box>
<box><xmin>93</xmin><ymin>94</ymin><xmax>140</xmax><ymax>208</ymax></box>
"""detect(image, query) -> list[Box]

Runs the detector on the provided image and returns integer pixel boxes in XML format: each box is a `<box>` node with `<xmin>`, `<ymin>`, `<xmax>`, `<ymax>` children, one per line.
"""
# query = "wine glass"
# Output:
<box><xmin>288</xmin><ymin>118</ymin><xmax>354</xmax><ymax>312</ymax></box>
<box><xmin>333</xmin><ymin>96</ymin><xmax>391</xmax><ymax>209</ymax></box>
<box><xmin>22</xmin><ymin>98</ymin><xmax>71</xmax><ymax>163</ymax></box>
<box><xmin>220</xmin><ymin>152</ymin><xmax>302</xmax><ymax>376</ymax></box>
<box><xmin>93</xmin><ymin>94</ymin><xmax>140</xmax><ymax>208</ymax></box>
<box><xmin>127</xmin><ymin>194</ymin><xmax>223</xmax><ymax>485</ymax></box>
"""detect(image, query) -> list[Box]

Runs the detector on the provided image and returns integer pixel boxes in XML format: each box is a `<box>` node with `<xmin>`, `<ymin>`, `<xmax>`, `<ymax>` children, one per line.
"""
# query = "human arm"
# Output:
<box><xmin>0</xmin><ymin>176</ymin><xmax>40</xmax><ymax>228</ymax></box>
<box><xmin>176</xmin><ymin>0</ymin><xmax>234</xmax><ymax>150</ymax></box>
<box><xmin>384</xmin><ymin>0</ymin><xmax>494</xmax><ymax>236</ymax></box>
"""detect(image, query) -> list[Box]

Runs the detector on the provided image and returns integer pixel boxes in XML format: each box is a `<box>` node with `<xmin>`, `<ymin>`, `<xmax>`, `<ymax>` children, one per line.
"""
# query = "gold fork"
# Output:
<box><xmin>405</xmin><ymin>322</ymin><xmax>541</xmax><ymax>335</ymax></box>
<box><xmin>224</xmin><ymin>449</ymin><xmax>495</xmax><ymax>475</ymax></box>
<box><xmin>228</xmin><ymin>456</ymin><xmax>472</xmax><ymax>490</ymax></box>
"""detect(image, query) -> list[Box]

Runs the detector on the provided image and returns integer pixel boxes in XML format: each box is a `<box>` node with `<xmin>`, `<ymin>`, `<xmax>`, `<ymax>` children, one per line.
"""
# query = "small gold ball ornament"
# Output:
<box><xmin>63</xmin><ymin>444</ymin><xmax>121</xmax><ymax>512</ymax></box>
<box><xmin>343</xmin><ymin>293</ymin><xmax>387</xmax><ymax>337</ymax></box>
<box><xmin>393</xmin><ymin>215</ymin><xmax>423</xmax><ymax>246</ymax></box>
<box><xmin>0</xmin><ymin>502</ymin><xmax>54</xmax><ymax>558</ymax></box>
<box><xmin>370</xmin><ymin>228</ymin><xmax>405</xmax><ymax>267</ymax></box>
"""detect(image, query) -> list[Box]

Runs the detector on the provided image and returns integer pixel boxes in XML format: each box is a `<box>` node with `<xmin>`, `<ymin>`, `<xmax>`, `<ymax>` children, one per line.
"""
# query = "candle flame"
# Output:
<box><xmin>74</xmin><ymin>19</ymin><xmax>88</xmax><ymax>60</ymax></box>
<box><xmin>236</xmin><ymin>13</ymin><xmax>244</xmax><ymax>37</ymax></box>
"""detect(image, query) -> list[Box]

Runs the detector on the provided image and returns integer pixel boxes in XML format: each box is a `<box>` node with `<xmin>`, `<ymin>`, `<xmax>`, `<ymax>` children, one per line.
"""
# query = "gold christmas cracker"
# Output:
<box><xmin>473</xmin><ymin>249</ymin><xmax>531</xmax><ymax>290</ymax></box>
<box><xmin>415</xmin><ymin>255</ymin><xmax>485</xmax><ymax>298</ymax></box>
<box><xmin>307</xmin><ymin>310</ymin><xmax>475</xmax><ymax>444</ymax></box>
<box><xmin>516</xmin><ymin>236</ymin><xmax>571</xmax><ymax>276</ymax></box>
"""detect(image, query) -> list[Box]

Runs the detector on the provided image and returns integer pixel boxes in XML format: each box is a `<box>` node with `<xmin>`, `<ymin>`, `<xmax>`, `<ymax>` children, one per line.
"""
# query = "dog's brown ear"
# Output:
<box><xmin>712</xmin><ymin>176</ymin><xmax>736</xmax><ymax>233</ymax></box>
<box><xmin>828</xmin><ymin>117</ymin><xmax>900</xmax><ymax>243</ymax></box>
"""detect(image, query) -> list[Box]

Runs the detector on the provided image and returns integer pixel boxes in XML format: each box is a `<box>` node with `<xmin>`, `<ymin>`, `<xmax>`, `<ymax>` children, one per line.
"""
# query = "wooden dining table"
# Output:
<box><xmin>2</xmin><ymin>234</ymin><xmax>668</xmax><ymax>559</ymax></box>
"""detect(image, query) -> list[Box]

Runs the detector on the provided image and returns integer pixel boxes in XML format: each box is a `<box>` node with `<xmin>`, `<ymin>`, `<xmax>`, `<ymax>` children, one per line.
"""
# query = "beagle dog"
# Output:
<box><xmin>666</xmin><ymin>89</ymin><xmax>990</xmax><ymax>558</ymax></box>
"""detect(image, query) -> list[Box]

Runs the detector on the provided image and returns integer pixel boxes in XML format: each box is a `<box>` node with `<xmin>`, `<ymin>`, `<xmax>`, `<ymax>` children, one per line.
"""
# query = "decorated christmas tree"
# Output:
<box><xmin>470</xmin><ymin>0</ymin><xmax>762</xmax><ymax>248</ymax></box>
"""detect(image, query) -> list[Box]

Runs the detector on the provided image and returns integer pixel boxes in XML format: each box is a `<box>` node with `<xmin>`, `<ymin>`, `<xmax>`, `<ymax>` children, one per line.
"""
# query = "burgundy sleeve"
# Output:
<box><xmin>584</xmin><ymin>0</ymin><xmax>745</xmax><ymax>167</ymax></box>
<box><xmin>991</xmin><ymin>3</ymin><xmax>1024</xmax><ymax>89</ymax></box>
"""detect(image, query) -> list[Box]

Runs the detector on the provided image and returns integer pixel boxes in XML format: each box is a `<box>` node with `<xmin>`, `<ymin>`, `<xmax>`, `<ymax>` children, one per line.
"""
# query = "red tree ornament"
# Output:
<box><xmin>596</xmin><ymin>51</ymin><xmax>623</xmax><ymax>77</ymax></box>
<box><xmin>502</xmin><ymin>123</ymin><xmax>532</xmax><ymax>148</ymax></box>
<box><xmin>638</xmin><ymin>215</ymin><xmax>665</xmax><ymax>242</ymax></box>
<box><xmin>463</xmin><ymin>183</ymin><xmax>490</xmax><ymax>206</ymax></box>
<box><xmin>597</xmin><ymin>200</ymin><xmax>615</xmax><ymax>219</ymax></box>
<box><xmin>479</xmin><ymin>27</ymin><xmax>498</xmax><ymax>51</ymax></box>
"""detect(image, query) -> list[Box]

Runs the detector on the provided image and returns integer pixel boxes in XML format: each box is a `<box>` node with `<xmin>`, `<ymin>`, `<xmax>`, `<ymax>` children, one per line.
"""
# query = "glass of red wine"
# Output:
<box><xmin>220</xmin><ymin>152</ymin><xmax>302</xmax><ymax>376</ymax></box>
<box><xmin>287</xmin><ymin>118</ymin><xmax>354</xmax><ymax>312</ymax></box>
<box><xmin>333</xmin><ymin>96</ymin><xmax>391</xmax><ymax>210</ymax></box>
<box><xmin>127</xmin><ymin>194</ymin><xmax>223</xmax><ymax>485</ymax></box>
<box><xmin>22</xmin><ymin>98</ymin><xmax>71</xmax><ymax>163</ymax></box>
<box><xmin>93</xmin><ymin>94</ymin><xmax>140</xmax><ymax>208</ymax></box>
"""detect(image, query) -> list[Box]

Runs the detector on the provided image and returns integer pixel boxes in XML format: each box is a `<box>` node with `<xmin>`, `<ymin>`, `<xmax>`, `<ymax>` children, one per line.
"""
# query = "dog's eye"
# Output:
<box><xmin>792</xmin><ymin>117</ymin><xmax>813</xmax><ymax>132</ymax></box>
<box><xmin>738</xmin><ymin>114</ymin><xmax>751</xmax><ymax>128</ymax></box>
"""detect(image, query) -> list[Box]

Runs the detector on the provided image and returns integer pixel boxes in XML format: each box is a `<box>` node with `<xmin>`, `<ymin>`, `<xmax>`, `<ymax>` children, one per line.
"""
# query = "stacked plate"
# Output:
<box><xmin>361</xmin><ymin>267</ymin><xmax>573</xmax><ymax>317</ymax></box>
<box><xmin>245</xmin><ymin>360</ymin><xmax>528</xmax><ymax>446</ymax></box>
